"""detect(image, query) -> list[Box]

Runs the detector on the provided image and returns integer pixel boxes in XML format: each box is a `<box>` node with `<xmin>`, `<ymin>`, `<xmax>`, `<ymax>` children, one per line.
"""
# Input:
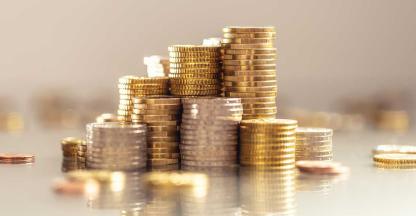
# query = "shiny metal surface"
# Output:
<box><xmin>1</xmin><ymin>129</ymin><xmax>416</xmax><ymax>216</ymax></box>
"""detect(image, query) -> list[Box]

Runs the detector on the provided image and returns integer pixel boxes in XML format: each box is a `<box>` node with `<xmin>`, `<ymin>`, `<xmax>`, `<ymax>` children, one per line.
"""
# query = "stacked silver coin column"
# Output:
<box><xmin>295</xmin><ymin>127</ymin><xmax>333</xmax><ymax>161</ymax></box>
<box><xmin>86</xmin><ymin>122</ymin><xmax>147</xmax><ymax>171</ymax></box>
<box><xmin>180</xmin><ymin>97</ymin><xmax>243</xmax><ymax>167</ymax></box>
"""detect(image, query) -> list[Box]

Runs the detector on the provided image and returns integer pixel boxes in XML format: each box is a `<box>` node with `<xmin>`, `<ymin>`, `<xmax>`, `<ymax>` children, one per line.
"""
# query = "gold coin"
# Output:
<box><xmin>241</xmin><ymin>118</ymin><xmax>297</xmax><ymax>126</ymax></box>
<box><xmin>149</xmin><ymin>153</ymin><xmax>180</xmax><ymax>159</ymax></box>
<box><xmin>224</xmin><ymin>48</ymin><xmax>276</xmax><ymax>55</ymax></box>
<box><xmin>222</xmin><ymin>43</ymin><xmax>274</xmax><ymax>49</ymax></box>
<box><xmin>169</xmin><ymin>68</ymin><xmax>220</xmax><ymax>73</ymax></box>
<box><xmin>223</xmin><ymin>32</ymin><xmax>276</xmax><ymax>38</ymax></box>
<box><xmin>171</xmin><ymin>84</ymin><xmax>220</xmax><ymax>90</ymax></box>
<box><xmin>240</xmin><ymin>96</ymin><xmax>276</xmax><ymax>103</ymax></box>
<box><xmin>225</xmin><ymin>91</ymin><xmax>276</xmax><ymax>97</ymax></box>
<box><xmin>168</xmin><ymin>45</ymin><xmax>220</xmax><ymax>52</ymax></box>
<box><xmin>222</xmin><ymin>54</ymin><xmax>276</xmax><ymax>60</ymax></box>
<box><xmin>118</xmin><ymin>75</ymin><xmax>169</xmax><ymax>84</ymax></box>
<box><xmin>169</xmin><ymin>73</ymin><xmax>220</xmax><ymax>79</ymax></box>
<box><xmin>169</xmin><ymin>57</ymin><xmax>219</xmax><ymax>63</ymax></box>
<box><xmin>148</xmin><ymin>158</ymin><xmax>179</xmax><ymax>166</ymax></box>
<box><xmin>134</xmin><ymin>109</ymin><xmax>179</xmax><ymax>115</ymax></box>
<box><xmin>242</xmin><ymin>103</ymin><xmax>276</xmax><ymax>109</ymax></box>
<box><xmin>146</xmin><ymin>121</ymin><xmax>178</xmax><ymax>126</ymax></box>
<box><xmin>169</xmin><ymin>52</ymin><xmax>219</xmax><ymax>58</ymax></box>
<box><xmin>223</xmin><ymin>75</ymin><xmax>276</xmax><ymax>82</ymax></box>
<box><xmin>171</xmin><ymin>89</ymin><xmax>219</xmax><ymax>96</ymax></box>
<box><xmin>147</xmin><ymin>124</ymin><xmax>179</xmax><ymax>131</ymax></box>
<box><xmin>170</xmin><ymin>78</ymin><xmax>218</xmax><ymax>85</ymax></box>
<box><xmin>223</xmin><ymin>80</ymin><xmax>276</xmax><ymax>87</ymax></box>
<box><xmin>223</xmin><ymin>64</ymin><xmax>275</xmax><ymax>71</ymax></box>
<box><xmin>222</xmin><ymin>38</ymin><xmax>275</xmax><ymax>44</ymax></box>
<box><xmin>222</xmin><ymin>59</ymin><xmax>276</xmax><ymax>66</ymax></box>
<box><xmin>142</xmin><ymin>97</ymin><xmax>181</xmax><ymax>105</ymax></box>
<box><xmin>148</xmin><ymin>142</ymin><xmax>179</xmax><ymax>148</ymax></box>
<box><xmin>140</xmin><ymin>115</ymin><xmax>180</xmax><ymax>122</ymax></box>
<box><xmin>135</xmin><ymin>103</ymin><xmax>181</xmax><ymax>110</ymax></box>
<box><xmin>223</xmin><ymin>26</ymin><xmax>276</xmax><ymax>33</ymax></box>
<box><xmin>373</xmin><ymin>153</ymin><xmax>416</xmax><ymax>164</ymax></box>
<box><xmin>224</xmin><ymin>86</ymin><xmax>277</xmax><ymax>92</ymax></box>
<box><xmin>170</xmin><ymin>62</ymin><xmax>219</xmax><ymax>68</ymax></box>
<box><xmin>117</xmin><ymin>83</ymin><xmax>166</xmax><ymax>89</ymax></box>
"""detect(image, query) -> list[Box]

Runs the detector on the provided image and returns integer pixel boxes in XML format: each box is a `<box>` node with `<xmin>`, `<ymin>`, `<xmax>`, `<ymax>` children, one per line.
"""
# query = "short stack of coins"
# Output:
<box><xmin>180</xmin><ymin>97</ymin><xmax>243</xmax><ymax>167</ymax></box>
<box><xmin>77</xmin><ymin>140</ymin><xmax>87</xmax><ymax>169</ymax></box>
<box><xmin>131</xmin><ymin>96</ymin><xmax>181</xmax><ymax>168</ymax></box>
<box><xmin>86</xmin><ymin>122</ymin><xmax>147</xmax><ymax>171</ymax></box>
<box><xmin>240</xmin><ymin>119</ymin><xmax>297</xmax><ymax>170</ymax></box>
<box><xmin>295</xmin><ymin>127</ymin><xmax>333</xmax><ymax>161</ymax></box>
<box><xmin>168</xmin><ymin>45</ymin><xmax>221</xmax><ymax>96</ymax></box>
<box><xmin>117</xmin><ymin>76</ymin><xmax>169</xmax><ymax>123</ymax></box>
<box><xmin>61</xmin><ymin>137</ymin><xmax>85</xmax><ymax>172</ymax></box>
<box><xmin>221</xmin><ymin>26</ymin><xmax>277</xmax><ymax>120</ymax></box>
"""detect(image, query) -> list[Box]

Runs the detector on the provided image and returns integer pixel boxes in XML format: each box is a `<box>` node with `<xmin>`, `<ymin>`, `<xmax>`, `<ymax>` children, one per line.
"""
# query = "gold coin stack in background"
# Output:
<box><xmin>240</xmin><ymin>119</ymin><xmax>297</xmax><ymax>170</ymax></box>
<box><xmin>373</xmin><ymin>154</ymin><xmax>416</xmax><ymax>169</ymax></box>
<box><xmin>295</xmin><ymin>127</ymin><xmax>333</xmax><ymax>161</ymax></box>
<box><xmin>86</xmin><ymin>122</ymin><xmax>148</xmax><ymax>171</ymax></box>
<box><xmin>77</xmin><ymin>140</ymin><xmax>87</xmax><ymax>169</ymax></box>
<box><xmin>168</xmin><ymin>45</ymin><xmax>221</xmax><ymax>96</ymax></box>
<box><xmin>61</xmin><ymin>137</ymin><xmax>85</xmax><ymax>172</ymax></box>
<box><xmin>180</xmin><ymin>97</ymin><xmax>243</xmax><ymax>167</ymax></box>
<box><xmin>117</xmin><ymin>76</ymin><xmax>169</xmax><ymax>123</ymax></box>
<box><xmin>221</xmin><ymin>26</ymin><xmax>277</xmax><ymax>120</ymax></box>
<box><xmin>131</xmin><ymin>96</ymin><xmax>181</xmax><ymax>168</ymax></box>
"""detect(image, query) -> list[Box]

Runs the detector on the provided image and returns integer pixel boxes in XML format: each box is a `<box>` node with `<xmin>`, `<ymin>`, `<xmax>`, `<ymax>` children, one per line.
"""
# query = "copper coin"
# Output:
<box><xmin>0</xmin><ymin>153</ymin><xmax>35</xmax><ymax>164</ymax></box>
<box><xmin>296</xmin><ymin>160</ymin><xmax>349</xmax><ymax>175</ymax></box>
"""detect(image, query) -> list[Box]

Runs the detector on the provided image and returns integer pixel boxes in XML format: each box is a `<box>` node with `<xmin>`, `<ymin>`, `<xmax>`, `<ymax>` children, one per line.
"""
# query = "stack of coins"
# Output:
<box><xmin>168</xmin><ymin>45</ymin><xmax>221</xmax><ymax>96</ymax></box>
<box><xmin>240</xmin><ymin>119</ymin><xmax>297</xmax><ymax>170</ymax></box>
<box><xmin>77</xmin><ymin>141</ymin><xmax>87</xmax><ymax>169</ymax></box>
<box><xmin>117</xmin><ymin>76</ymin><xmax>169</xmax><ymax>123</ymax></box>
<box><xmin>86</xmin><ymin>122</ymin><xmax>147</xmax><ymax>171</ymax></box>
<box><xmin>131</xmin><ymin>96</ymin><xmax>181</xmax><ymax>167</ymax></box>
<box><xmin>295</xmin><ymin>127</ymin><xmax>333</xmax><ymax>161</ymax></box>
<box><xmin>180</xmin><ymin>97</ymin><xmax>243</xmax><ymax>167</ymax></box>
<box><xmin>240</xmin><ymin>168</ymin><xmax>296</xmax><ymax>216</ymax></box>
<box><xmin>221</xmin><ymin>26</ymin><xmax>277</xmax><ymax>120</ymax></box>
<box><xmin>61</xmin><ymin>137</ymin><xmax>84</xmax><ymax>172</ymax></box>
<box><xmin>373</xmin><ymin>153</ymin><xmax>416</xmax><ymax>169</ymax></box>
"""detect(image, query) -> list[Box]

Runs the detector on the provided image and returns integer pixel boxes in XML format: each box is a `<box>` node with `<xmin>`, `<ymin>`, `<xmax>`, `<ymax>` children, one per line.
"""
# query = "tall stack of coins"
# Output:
<box><xmin>117</xmin><ymin>76</ymin><xmax>169</xmax><ymax>123</ymax></box>
<box><xmin>180</xmin><ymin>97</ymin><xmax>243</xmax><ymax>167</ymax></box>
<box><xmin>295</xmin><ymin>127</ymin><xmax>333</xmax><ymax>161</ymax></box>
<box><xmin>168</xmin><ymin>45</ymin><xmax>221</xmax><ymax>96</ymax></box>
<box><xmin>240</xmin><ymin>168</ymin><xmax>296</xmax><ymax>216</ymax></box>
<box><xmin>240</xmin><ymin>119</ymin><xmax>297</xmax><ymax>170</ymax></box>
<box><xmin>86</xmin><ymin>122</ymin><xmax>147</xmax><ymax>171</ymax></box>
<box><xmin>61</xmin><ymin>137</ymin><xmax>84</xmax><ymax>172</ymax></box>
<box><xmin>77</xmin><ymin>141</ymin><xmax>87</xmax><ymax>169</ymax></box>
<box><xmin>131</xmin><ymin>96</ymin><xmax>181</xmax><ymax>168</ymax></box>
<box><xmin>221</xmin><ymin>26</ymin><xmax>277</xmax><ymax>120</ymax></box>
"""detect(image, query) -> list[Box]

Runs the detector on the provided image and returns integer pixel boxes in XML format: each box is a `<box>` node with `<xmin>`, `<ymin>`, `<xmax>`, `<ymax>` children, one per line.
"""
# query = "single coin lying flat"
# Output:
<box><xmin>296</xmin><ymin>160</ymin><xmax>349</xmax><ymax>175</ymax></box>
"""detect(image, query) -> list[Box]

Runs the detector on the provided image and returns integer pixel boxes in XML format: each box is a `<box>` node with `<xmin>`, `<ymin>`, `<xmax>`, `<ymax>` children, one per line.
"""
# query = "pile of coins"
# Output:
<box><xmin>61</xmin><ymin>137</ymin><xmax>85</xmax><ymax>172</ymax></box>
<box><xmin>131</xmin><ymin>96</ymin><xmax>181</xmax><ymax>167</ymax></box>
<box><xmin>180</xmin><ymin>97</ymin><xmax>243</xmax><ymax>167</ymax></box>
<box><xmin>86</xmin><ymin>122</ymin><xmax>147</xmax><ymax>171</ymax></box>
<box><xmin>221</xmin><ymin>26</ymin><xmax>277</xmax><ymax>120</ymax></box>
<box><xmin>240</xmin><ymin>119</ymin><xmax>297</xmax><ymax>170</ymax></box>
<box><xmin>117</xmin><ymin>76</ymin><xmax>169</xmax><ymax>123</ymax></box>
<box><xmin>295</xmin><ymin>127</ymin><xmax>333</xmax><ymax>161</ymax></box>
<box><xmin>168</xmin><ymin>45</ymin><xmax>221</xmax><ymax>96</ymax></box>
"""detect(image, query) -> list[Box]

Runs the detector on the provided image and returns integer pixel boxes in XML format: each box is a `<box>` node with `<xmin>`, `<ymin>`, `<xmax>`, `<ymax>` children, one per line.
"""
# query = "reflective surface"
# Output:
<box><xmin>1</xmin><ymin>129</ymin><xmax>416</xmax><ymax>216</ymax></box>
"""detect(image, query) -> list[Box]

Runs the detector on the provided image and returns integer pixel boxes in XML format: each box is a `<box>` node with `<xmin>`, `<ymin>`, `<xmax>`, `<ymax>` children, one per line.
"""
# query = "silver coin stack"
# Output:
<box><xmin>86</xmin><ymin>122</ymin><xmax>147</xmax><ymax>171</ymax></box>
<box><xmin>295</xmin><ymin>127</ymin><xmax>333</xmax><ymax>161</ymax></box>
<box><xmin>180</xmin><ymin>97</ymin><xmax>243</xmax><ymax>167</ymax></box>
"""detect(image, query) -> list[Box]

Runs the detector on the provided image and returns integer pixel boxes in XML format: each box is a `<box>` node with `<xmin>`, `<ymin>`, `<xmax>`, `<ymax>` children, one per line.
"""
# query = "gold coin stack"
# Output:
<box><xmin>295</xmin><ymin>127</ymin><xmax>333</xmax><ymax>161</ymax></box>
<box><xmin>168</xmin><ymin>45</ymin><xmax>221</xmax><ymax>96</ymax></box>
<box><xmin>131</xmin><ymin>96</ymin><xmax>181</xmax><ymax>167</ymax></box>
<box><xmin>117</xmin><ymin>76</ymin><xmax>169</xmax><ymax>123</ymax></box>
<box><xmin>61</xmin><ymin>137</ymin><xmax>85</xmax><ymax>172</ymax></box>
<box><xmin>373</xmin><ymin>153</ymin><xmax>416</xmax><ymax>169</ymax></box>
<box><xmin>221</xmin><ymin>26</ymin><xmax>277</xmax><ymax>120</ymax></box>
<box><xmin>77</xmin><ymin>141</ymin><xmax>87</xmax><ymax>169</ymax></box>
<box><xmin>240</xmin><ymin>119</ymin><xmax>297</xmax><ymax>170</ymax></box>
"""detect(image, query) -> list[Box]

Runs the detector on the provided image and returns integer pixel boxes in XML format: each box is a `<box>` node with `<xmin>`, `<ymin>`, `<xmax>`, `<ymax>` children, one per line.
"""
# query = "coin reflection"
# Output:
<box><xmin>86</xmin><ymin>171</ymin><xmax>147</xmax><ymax>212</ymax></box>
<box><xmin>180</xmin><ymin>166</ymin><xmax>240</xmax><ymax>216</ymax></box>
<box><xmin>240</xmin><ymin>168</ymin><xmax>296</xmax><ymax>216</ymax></box>
<box><xmin>296</xmin><ymin>172</ymin><xmax>349</xmax><ymax>195</ymax></box>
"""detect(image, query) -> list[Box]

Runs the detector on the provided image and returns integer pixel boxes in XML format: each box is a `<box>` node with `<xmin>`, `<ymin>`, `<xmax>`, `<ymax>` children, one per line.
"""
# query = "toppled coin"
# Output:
<box><xmin>52</xmin><ymin>178</ymin><xmax>86</xmax><ymax>196</ymax></box>
<box><xmin>0</xmin><ymin>153</ymin><xmax>35</xmax><ymax>164</ymax></box>
<box><xmin>296</xmin><ymin>160</ymin><xmax>349</xmax><ymax>175</ymax></box>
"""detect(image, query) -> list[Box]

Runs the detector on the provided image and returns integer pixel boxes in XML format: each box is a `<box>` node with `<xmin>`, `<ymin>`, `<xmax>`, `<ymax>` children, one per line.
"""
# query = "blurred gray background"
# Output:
<box><xmin>0</xmin><ymin>0</ymin><xmax>415</xmax><ymax>126</ymax></box>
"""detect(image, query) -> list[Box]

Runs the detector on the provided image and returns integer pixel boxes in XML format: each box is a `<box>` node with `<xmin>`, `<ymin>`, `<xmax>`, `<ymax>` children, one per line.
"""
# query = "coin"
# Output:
<box><xmin>372</xmin><ymin>145</ymin><xmax>416</xmax><ymax>155</ymax></box>
<box><xmin>223</xmin><ymin>32</ymin><xmax>276</xmax><ymax>38</ymax></box>
<box><xmin>296</xmin><ymin>160</ymin><xmax>349</xmax><ymax>175</ymax></box>
<box><xmin>222</xmin><ymin>38</ymin><xmax>275</xmax><ymax>44</ymax></box>
<box><xmin>168</xmin><ymin>45</ymin><xmax>220</xmax><ymax>52</ymax></box>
